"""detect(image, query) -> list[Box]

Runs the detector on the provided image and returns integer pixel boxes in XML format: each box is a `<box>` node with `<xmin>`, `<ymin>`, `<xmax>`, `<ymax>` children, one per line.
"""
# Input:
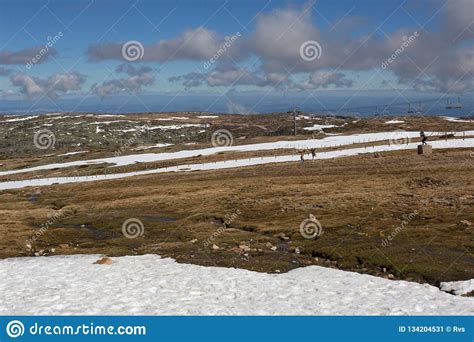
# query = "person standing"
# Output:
<box><xmin>420</xmin><ymin>131</ymin><xmax>427</xmax><ymax>145</ymax></box>
<box><xmin>310</xmin><ymin>148</ymin><xmax>316</xmax><ymax>160</ymax></box>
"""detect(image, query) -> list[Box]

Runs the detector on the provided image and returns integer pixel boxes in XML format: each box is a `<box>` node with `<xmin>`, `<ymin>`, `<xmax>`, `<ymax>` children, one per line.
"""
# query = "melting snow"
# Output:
<box><xmin>57</xmin><ymin>151</ymin><xmax>89</xmax><ymax>157</ymax></box>
<box><xmin>440</xmin><ymin>279</ymin><xmax>474</xmax><ymax>296</ymax></box>
<box><xmin>155</xmin><ymin>117</ymin><xmax>189</xmax><ymax>121</ymax></box>
<box><xmin>385</xmin><ymin>120</ymin><xmax>405</xmax><ymax>124</ymax></box>
<box><xmin>303</xmin><ymin>124</ymin><xmax>338</xmax><ymax>131</ymax></box>
<box><xmin>0</xmin><ymin>254</ymin><xmax>472</xmax><ymax>315</ymax></box>
<box><xmin>1</xmin><ymin>131</ymin><xmax>473</xmax><ymax>178</ymax></box>
<box><xmin>443</xmin><ymin>116</ymin><xmax>473</xmax><ymax>123</ymax></box>
<box><xmin>132</xmin><ymin>144</ymin><xmax>173</xmax><ymax>150</ymax></box>
<box><xmin>0</xmin><ymin>138</ymin><xmax>473</xmax><ymax>190</ymax></box>
<box><xmin>147</xmin><ymin>124</ymin><xmax>203</xmax><ymax>130</ymax></box>
<box><xmin>2</xmin><ymin>115</ymin><xmax>39</xmax><ymax>122</ymax></box>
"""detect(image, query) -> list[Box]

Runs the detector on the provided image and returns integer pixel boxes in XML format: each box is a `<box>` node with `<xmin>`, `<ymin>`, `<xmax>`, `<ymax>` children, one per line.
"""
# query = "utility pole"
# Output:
<box><xmin>287</xmin><ymin>108</ymin><xmax>301</xmax><ymax>136</ymax></box>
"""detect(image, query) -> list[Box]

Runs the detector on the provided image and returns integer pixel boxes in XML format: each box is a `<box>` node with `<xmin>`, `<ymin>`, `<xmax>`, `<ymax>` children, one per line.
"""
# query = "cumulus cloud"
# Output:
<box><xmin>170</xmin><ymin>64</ymin><xmax>291</xmax><ymax>89</ymax></box>
<box><xmin>0</xmin><ymin>46</ymin><xmax>57</xmax><ymax>65</ymax></box>
<box><xmin>246</xmin><ymin>1</ymin><xmax>322</xmax><ymax>73</ymax></box>
<box><xmin>88</xmin><ymin>27</ymin><xmax>242</xmax><ymax>63</ymax></box>
<box><xmin>10</xmin><ymin>72</ymin><xmax>86</xmax><ymax>99</ymax></box>
<box><xmin>244</xmin><ymin>0</ymin><xmax>474</xmax><ymax>93</ymax></box>
<box><xmin>299</xmin><ymin>71</ymin><xmax>353</xmax><ymax>90</ymax></box>
<box><xmin>91</xmin><ymin>63</ymin><xmax>155</xmax><ymax>97</ymax></box>
<box><xmin>85</xmin><ymin>0</ymin><xmax>474</xmax><ymax>94</ymax></box>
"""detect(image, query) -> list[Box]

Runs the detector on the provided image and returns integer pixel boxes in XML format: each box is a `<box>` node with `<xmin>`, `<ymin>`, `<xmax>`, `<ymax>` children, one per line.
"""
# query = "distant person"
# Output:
<box><xmin>300</xmin><ymin>151</ymin><xmax>305</xmax><ymax>164</ymax></box>
<box><xmin>420</xmin><ymin>131</ymin><xmax>427</xmax><ymax>145</ymax></box>
<box><xmin>310</xmin><ymin>148</ymin><xmax>316</xmax><ymax>160</ymax></box>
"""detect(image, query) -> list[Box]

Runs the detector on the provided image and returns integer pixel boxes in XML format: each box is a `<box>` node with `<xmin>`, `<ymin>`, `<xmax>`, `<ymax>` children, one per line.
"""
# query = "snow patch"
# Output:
<box><xmin>440</xmin><ymin>279</ymin><xmax>474</xmax><ymax>296</ymax></box>
<box><xmin>57</xmin><ymin>151</ymin><xmax>89</xmax><ymax>157</ymax></box>
<box><xmin>1</xmin><ymin>138</ymin><xmax>473</xmax><ymax>190</ymax></box>
<box><xmin>3</xmin><ymin>115</ymin><xmax>39</xmax><ymax>122</ymax></box>
<box><xmin>147</xmin><ymin>124</ymin><xmax>203</xmax><ymax>130</ymax></box>
<box><xmin>1</xmin><ymin>131</ymin><xmax>473</xmax><ymax>178</ymax></box>
<box><xmin>197</xmin><ymin>115</ymin><xmax>218</xmax><ymax>119</ymax></box>
<box><xmin>155</xmin><ymin>117</ymin><xmax>189</xmax><ymax>121</ymax></box>
<box><xmin>304</xmin><ymin>124</ymin><xmax>338</xmax><ymax>131</ymax></box>
<box><xmin>0</xmin><ymin>254</ymin><xmax>472</xmax><ymax>315</ymax></box>
<box><xmin>443</xmin><ymin>116</ymin><xmax>473</xmax><ymax>123</ymax></box>
<box><xmin>132</xmin><ymin>144</ymin><xmax>173</xmax><ymax>151</ymax></box>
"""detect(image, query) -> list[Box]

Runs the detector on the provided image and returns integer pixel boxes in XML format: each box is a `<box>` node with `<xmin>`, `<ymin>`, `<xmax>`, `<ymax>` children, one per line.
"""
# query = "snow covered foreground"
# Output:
<box><xmin>0</xmin><ymin>254</ymin><xmax>472</xmax><ymax>315</ymax></box>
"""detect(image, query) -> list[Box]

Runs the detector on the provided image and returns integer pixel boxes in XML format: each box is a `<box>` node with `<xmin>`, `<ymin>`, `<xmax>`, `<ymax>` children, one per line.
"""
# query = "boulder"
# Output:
<box><xmin>417</xmin><ymin>144</ymin><xmax>432</xmax><ymax>155</ymax></box>
<box><xmin>94</xmin><ymin>257</ymin><xmax>113</xmax><ymax>265</ymax></box>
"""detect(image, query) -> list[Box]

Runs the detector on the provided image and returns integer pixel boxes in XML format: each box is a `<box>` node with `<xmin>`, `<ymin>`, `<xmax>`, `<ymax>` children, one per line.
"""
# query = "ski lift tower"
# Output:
<box><xmin>455</xmin><ymin>97</ymin><xmax>462</xmax><ymax>109</ymax></box>
<box><xmin>287</xmin><ymin>108</ymin><xmax>301</xmax><ymax>136</ymax></box>
<box><xmin>446</xmin><ymin>98</ymin><xmax>453</xmax><ymax>109</ymax></box>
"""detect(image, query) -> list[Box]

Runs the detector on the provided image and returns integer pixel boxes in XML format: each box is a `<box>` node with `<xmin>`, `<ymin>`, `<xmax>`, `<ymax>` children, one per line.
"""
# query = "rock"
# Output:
<box><xmin>388</xmin><ymin>274</ymin><xmax>395</xmax><ymax>279</ymax></box>
<box><xmin>417</xmin><ymin>144</ymin><xmax>432</xmax><ymax>155</ymax></box>
<box><xmin>265</xmin><ymin>242</ymin><xmax>273</xmax><ymax>248</ymax></box>
<box><xmin>239</xmin><ymin>244</ymin><xmax>251</xmax><ymax>252</ymax></box>
<box><xmin>275</xmin><ymin>232</ymin><xmax>290</xmax><ymax>241</ymax></box>
<box><xmin>459</xmin><ymin>220</ymin><xmax>472</xmax><ymax>227</ymax></box>
<box><xmin>230</xmin><ymin>247</ymin><xmax>241</xmax><ymax>254</ymax></box>
<box><xmin>94</xmin><ymin>257</ymin><xmax>113</xmax><ymax>265</ymax></box>
<box><xmin>270</xmin><ymin>246</ymin><xmax>277</xmax><ymax>251</ymax></box>
<box><xmin>59</xmin><ymin>244</ymin><xmax>69</xmax><ymax>249</ymax></box>
<box><xmin>212</xmin><ymin>244</ymin><xmax>220</xmax><ymax>250</ymax></box>
<box><xmin>294</xmin><ymin>247</ymin><xmax>301</xmax><ymax>254</ymax></box>
<box><xmin>190</xmin><ymin>239</ymin><xmax>198</xmax><ymax>243</ymax></box>
<box><xmin>50</xmin><ymin>248</ymin><xmax>56</xmax><ymax>253</ymax></box>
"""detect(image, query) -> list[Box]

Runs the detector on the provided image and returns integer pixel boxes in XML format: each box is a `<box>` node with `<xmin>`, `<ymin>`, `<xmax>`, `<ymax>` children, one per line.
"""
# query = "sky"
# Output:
<box><xmin>0</xmin><ymin>0</ymin><xmax>473</xmax><ymax>113</ymax></box>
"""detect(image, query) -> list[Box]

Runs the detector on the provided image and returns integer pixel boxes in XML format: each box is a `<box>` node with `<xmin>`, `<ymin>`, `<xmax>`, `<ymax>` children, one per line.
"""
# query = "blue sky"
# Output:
<box><xmin>0</xmin><ymin>0</ymin><xmax>473</xmax><ymax>107</ymax></box>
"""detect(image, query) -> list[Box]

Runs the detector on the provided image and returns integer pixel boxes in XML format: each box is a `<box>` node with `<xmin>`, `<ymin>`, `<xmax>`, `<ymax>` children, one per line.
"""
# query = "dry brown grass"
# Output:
<box><xmin>0</xmin><ymin>146</ymin><xmax>472</xmax><ymax>286</ymax></box>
